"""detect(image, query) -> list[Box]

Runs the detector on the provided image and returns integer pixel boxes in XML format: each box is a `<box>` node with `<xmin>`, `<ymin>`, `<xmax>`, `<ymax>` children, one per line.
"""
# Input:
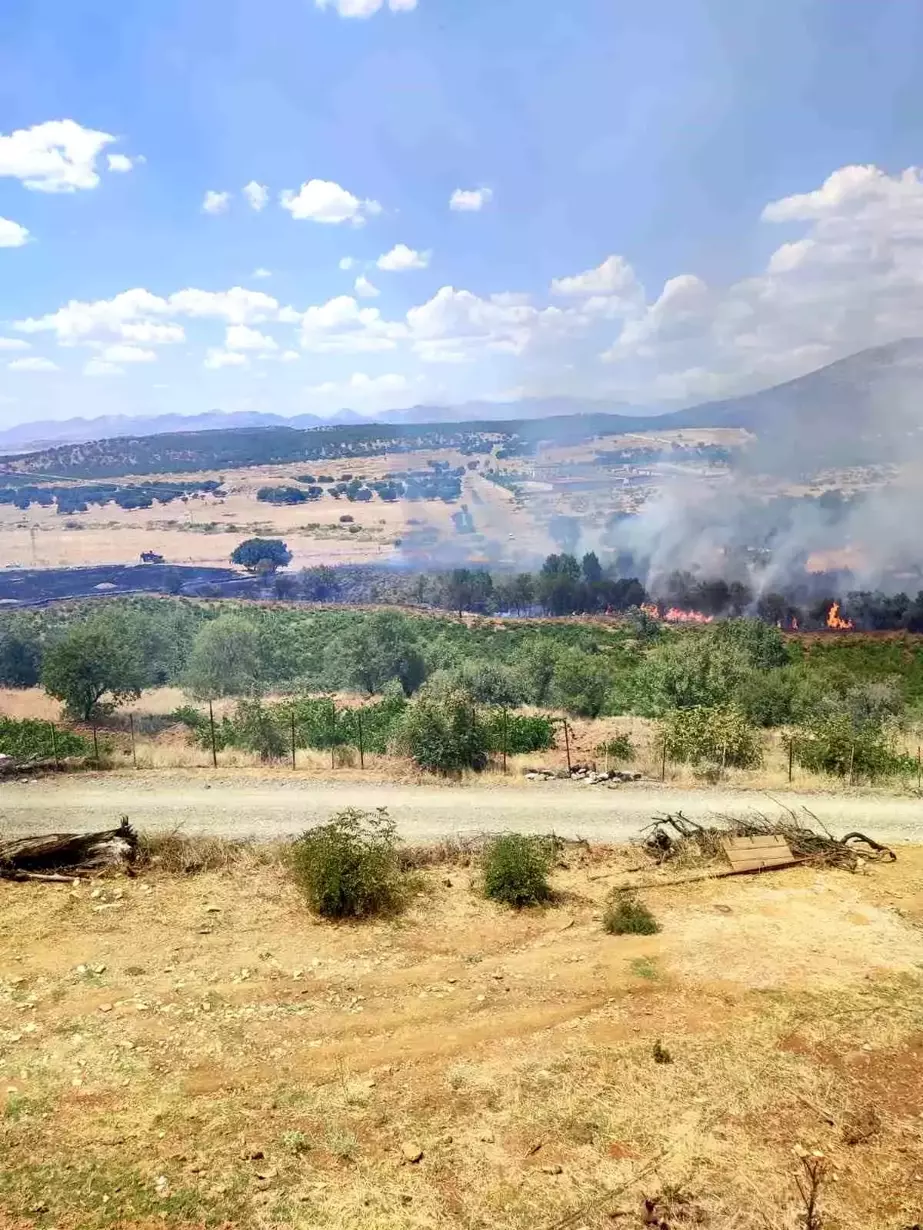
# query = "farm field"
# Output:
<box><xmin>1</xmin><ymin>840</ymin><xmax>921</xmax><ymax>1229</ymax></box>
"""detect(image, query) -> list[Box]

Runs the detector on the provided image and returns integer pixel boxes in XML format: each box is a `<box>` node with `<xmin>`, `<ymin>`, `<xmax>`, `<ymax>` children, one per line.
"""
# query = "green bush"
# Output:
<box><xmin>394</xmin><ymin>691</ymin><xmax>490</xmax><ymax>774</ymax></box>
<box><xmin>480</xmin><ymin>710</ymin><xmax>557</xmax><ymax>755</ymax></box>
<box><xmin>482</xmin><ymin>834</ymin><xmax>553</xmax><ymax>907</ymax></box>
<box><xmin>290</xmin><ymin>808</ymin><xmax>406</xmax><ymax>919</ymax></box>
<box><xmin>594</xmin><ymin>733</ymin><xmax>635</xmax><ymax>763</ymax></box>
<box><xmin>657</xmin><ymin>705</ymin><xmax>762</xmax><ymax>770</ymax></box>
<box><xmin>603</xmin><ymin>890</ymin><xmax>660</xmax><ymax>935</ymax></box>
<box><xmin>0</xmin><ymin>717</ymin><xmax>88</xmax><ymax>761</ymax></box>
<box><xmin>793</xmin><ymin>713</ymin><xmax>912</xmax><ymax>781</ymax></box>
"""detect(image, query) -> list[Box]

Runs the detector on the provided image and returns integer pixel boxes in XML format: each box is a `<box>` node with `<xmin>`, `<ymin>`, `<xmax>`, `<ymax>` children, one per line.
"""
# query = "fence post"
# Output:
<box><xmin>92</xmin><ymin>725</ymin><xmax>100</xmax><ymax>770</ymax></box>
<box><xmin>562</xmin><ymin>718</ymin><xmax>572</xmax><ymax>774</ymax></box>
<box><xmin>129</xmin><ymin>713</ymin><xmax>138</xmax><ymax>770</ymax></box>
<box><xmin>661</xmin><ymin>740</ymin><xmax>667</xmax><ymax>782</ymax></box>
<box><xmin>329</xmin><ymin>702</ymin><xmax>336</xmax><ymax>770</ymax></box>
<box><xmin>501</xmin><ymin>707</ymin><xmax>508</xmax><ymax>774</ymax></box>
<box><xmin>208</xmin><ymin>700</ymin><xmax>218</xmax><ymax>769</ymax></box>
<box><xmin>847</xmin><ymin>742</ymin><xmax>855</xmax><ymax>786</ymax></box>
<box><xmin>290</xmin><ymin>709</ymin><xmax>297</xmax><ymax>771</ymax></box>
<box><xmin>357</xmin><ymin>709</ymin><xmax>365</xmax><ymax>769</ymax></box>
<box><xmin>788</xmin><ymin>735</ymin><xmax>794</xmax><ymax>783</ymax></box>
<box><xmin>917</xmin><ymin>744</ymin><xmax>921</xmax><ymax>792</ymax></box>
<box><xmin>49</xmin><ymin>721</ymin><xmax>59</xmax><ymax>770</ymax></box>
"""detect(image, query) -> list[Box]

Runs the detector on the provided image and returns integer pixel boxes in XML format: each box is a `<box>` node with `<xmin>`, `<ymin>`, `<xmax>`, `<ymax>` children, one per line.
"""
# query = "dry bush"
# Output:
<box><xmin>137</xmin><ymin>830</ymin><xmax>283</xmax><ymax>874</ymax></box>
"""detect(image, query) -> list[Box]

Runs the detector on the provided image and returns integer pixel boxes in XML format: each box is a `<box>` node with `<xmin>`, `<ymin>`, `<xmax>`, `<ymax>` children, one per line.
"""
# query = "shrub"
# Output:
<box><xmin>481</xmin><ymin>710</ymin><xmax>557</xmax><ymax>755</ymax></box>
<box><xmin>594</xmin><ymin>733</ymin><xmax>635</xmax><ymax>763</ymax></box>
<box><xmin>394</xmin><ymin>691</ymin><xmax>490</xmax><ymax>774</ymax></box>
<box><xmin>793</xmin><ymin>713</ymin><xmax>911</xmax><ymax>781</ymax></box>
<box><xmin>290</xmin><ymin>808</ymin><xmax>406</xmax><ymax>919</ymax></box>
<box><xmin>482</xmin><ymin>834</ymin><xmax>553</xmax><ymax>907</ymax></box>
<box><xmin>0</xmin><ymin>717</ymin><xmax>88</xmax><ymax>761</ymax></box>
<box><xmin>657</xmin><ymin>705</ymin><xmax>762</xmax><ymax>770</ymax></box>
<box><xmin>603</xmin><ymin>890</ymin><xmax>660</xmax><ymax>935</ymax></box>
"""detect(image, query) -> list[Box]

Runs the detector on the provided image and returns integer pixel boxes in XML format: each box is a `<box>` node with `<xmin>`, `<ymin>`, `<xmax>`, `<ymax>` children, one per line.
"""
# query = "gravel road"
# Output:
<box><xmin>1</xmin><ymin>773</ymin><xmax>920</xmax><ymax>844</ymax></box>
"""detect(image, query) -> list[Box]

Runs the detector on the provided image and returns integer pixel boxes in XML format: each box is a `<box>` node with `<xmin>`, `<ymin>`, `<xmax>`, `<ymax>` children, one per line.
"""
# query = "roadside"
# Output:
<box><xmin>1</xmin><ymin>772</ymin><xmax>921</xmax><ymax>842</ymax></box>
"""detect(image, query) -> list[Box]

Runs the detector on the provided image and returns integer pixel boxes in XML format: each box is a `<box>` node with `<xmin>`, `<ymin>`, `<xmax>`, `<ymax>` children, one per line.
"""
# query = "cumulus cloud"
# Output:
<box><xmin>243</xmin><ymin>181</ymin><xmax>269</xmax><ymax>211</ymax></box>
<box><xmin>0</xmin><ymin>337</ymin><xmax>29</xmax><ymax>351</ymax></box>
<box><xmin>315</xmin><ymin>0</ymin><xmax>417</xmax><ymax>16</ymax></box>
<box><xmin>84</xmin><ymin>358</ymin><xmax>122</xmax><ymax>377</ymax></box>
<box><xmin>298</xmin><ymin>295</ymin><xmax>406</xmax><ymax>353</ymax></box>
<box><xmin>204</xmin><ymin>349</ymin><xmax>248</xmax><ymax>370</ymax></box>
<box><xmin>168</xmin><ymin>287</ymin><xmax>279</xmax><ymax>323</ymax></box>
<box><xmin>0</xmin><ymin>217</ymin><xmax>30</xmax><ymax>247</ymax></box>
<box><xmin>449</xmin><ymin>187</ymin><xmax>492</xmax><ymax>212</ymax></box>
<box><xmin>406</xmin><ymin>285</ymin><xmax>570</xmax><ymax>362</ymax></box>
<box><xmin>9</xmin><ymin>356</ymin><xmax>58</xmax><ymax>372</ymax></box>
<box><xmin>339</xmin><ymin>256</ymin><xmax>356</xmax><ymax>271</ymax></box>
<box><xmin>252</xmin><ymin>267</ymin><xmax>272</xmax><ymax>279</ymax></box>
<box><xmin>0</xmin><ymin>119</ymin><xmax>117</xmax><ymax>192</ymax></box>
<box><xmin>550</xmin><ymin>254</ymin><xmax>642</xmax><ymax>302</ymax></box>
<box><xmin>107</xmin><ymin>153</ymin><xmax>141</xmax><ymax>173</ymax></box>
<box><xmin>598</xmin><ymin>162</ymin><xmax>923</xmax><ymax>400</ymax></box>
<box><xmin>202</xmin><ymin>190</ymin><xmax>231</xmax><ymax>215</ymax></box>
<box><xmin>226</xmin><ymin>323</ymin><xmax>278</xmax><ymax>351</ymax></box>
<box><xmin>377</xmin><ymin>243</ymin><xmax>430</xmax><ymax>271</ymax></box>
<box><xmin>280</xmin><ymin>180</ymin><xmax>381</xmax><ymax>226</ymax></box>
<box><xmin>101</xmin><ymin>344</ymin><xmax>156</xmax><ymax>363</ymax></box>
<box><xmin>354</xmin><ymin>274</ymin><xmax>379</xmax><ymax>298</ymax></box>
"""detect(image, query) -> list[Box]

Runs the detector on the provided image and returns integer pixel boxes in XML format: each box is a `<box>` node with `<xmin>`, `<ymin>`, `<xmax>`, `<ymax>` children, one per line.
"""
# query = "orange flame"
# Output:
<box><xmin>826</xmin><ymin>601</ymin><xmax>853</xmax><ymax>630</ymax></box>
<box><xmin>640</xmin><ymin>603</ymin><xmax>714</xmax><ymax>624</ymax></box>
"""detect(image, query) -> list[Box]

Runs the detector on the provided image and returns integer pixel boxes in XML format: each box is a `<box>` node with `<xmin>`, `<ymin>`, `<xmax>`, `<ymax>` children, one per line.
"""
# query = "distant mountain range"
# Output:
<box><xmin>0</xmin><ymin>396</ymin><xmax>648</xmax><ymax>452</ymax></box>
<box><xmin>2</xmin><ymin>339</ymin><xmax>922</xmax><ymax>475</ymax></box>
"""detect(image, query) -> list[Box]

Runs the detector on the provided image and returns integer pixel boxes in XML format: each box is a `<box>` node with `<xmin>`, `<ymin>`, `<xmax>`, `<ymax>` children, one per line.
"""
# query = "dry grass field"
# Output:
<box><xmin>1</xmin><ymin>841</ymin><xmax>922</xmax><ymax>1229</ymax></box>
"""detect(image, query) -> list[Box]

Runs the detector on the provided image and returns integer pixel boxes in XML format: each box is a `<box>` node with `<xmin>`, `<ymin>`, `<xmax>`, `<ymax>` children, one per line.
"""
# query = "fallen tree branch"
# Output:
<box><xmin>0</xmin><ymin>817</ymin><xmax>138</xmax><ymax>879</ymax></box>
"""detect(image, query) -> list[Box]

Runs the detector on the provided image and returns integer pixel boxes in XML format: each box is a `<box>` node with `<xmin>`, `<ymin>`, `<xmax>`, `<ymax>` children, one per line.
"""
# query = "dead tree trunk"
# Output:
<box><xmin>0</xmin><ymin>817</ymin><xmax>138</xmax><ymax>880</ymax></box>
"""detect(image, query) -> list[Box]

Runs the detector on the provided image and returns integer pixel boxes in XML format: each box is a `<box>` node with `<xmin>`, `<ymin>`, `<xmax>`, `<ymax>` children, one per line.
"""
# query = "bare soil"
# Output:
<box><xmin>1</xmin><ymin>845</ymin><xmax>921</xmax><ymax>1228</ymax></box>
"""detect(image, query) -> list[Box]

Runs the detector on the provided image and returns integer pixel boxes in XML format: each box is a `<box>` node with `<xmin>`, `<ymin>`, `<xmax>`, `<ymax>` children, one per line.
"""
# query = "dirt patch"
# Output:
<box><xmin>1</xmin><ymin>850</ymin><xmax>922</xmax><ymax>1228</ymax></box>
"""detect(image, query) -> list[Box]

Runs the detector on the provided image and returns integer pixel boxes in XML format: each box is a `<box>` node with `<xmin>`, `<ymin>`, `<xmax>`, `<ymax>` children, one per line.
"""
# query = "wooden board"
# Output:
<box><xmin>720</xmin><ymin>834</ymin><xmax>796</xmax><ymax>873</ymax></box>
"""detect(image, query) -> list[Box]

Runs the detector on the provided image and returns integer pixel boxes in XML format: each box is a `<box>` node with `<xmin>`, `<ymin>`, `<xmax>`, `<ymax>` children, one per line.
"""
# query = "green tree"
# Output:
<box><xmin>633</xmin><ymin>635</ymin><xmax>753</xmax><ymax>716</ymax></box>
<box><xmin>440</xmin><ymin>568</ymin><xmax>494</xmax><ymax>616</ymax></box>
<box><xmin>0</xmin><ymin>632</ymin><xmax>42</xmax><ymax>687</ymax></box>
<box><xmin>183</xmin><ymin>615</ymin><xmax>263</xmax><ymax>699</ymax></box>
<box><xmin>537</xmin><ymin>554</ymin><xmax>581</xmax><ymax>615</ymax></box>
<box><xmin>422</xmin><ymin>658</ymin><xmax>525</xmax><ymax>706</ymax></box>
<box><xmin>333</xmin><ymin>611</ymin><xmax>427</xmax><ymax>696</ymax></box>
<box><xmin>231</xmin><ymin>537</ymin><xmax>292</xmax><ymax>573</ymax></box>
<box><xmin>41</xmin><ymin>620</ymin><xmax>144</xmax><ymax>720</ymax></box>
<box><xmin>581</xmin><ymin>551</ymin><xmax>603</xmax><ymax>585</ymax></box>
<box><xmin>516</xmin><ymin>638</ymin><xmax>560</xmax><ymax>706</ymax></box>
<box><xmin>551</xmin><ymin>648</ymin><xmax>613</xmax><ymax>717</ymax></box>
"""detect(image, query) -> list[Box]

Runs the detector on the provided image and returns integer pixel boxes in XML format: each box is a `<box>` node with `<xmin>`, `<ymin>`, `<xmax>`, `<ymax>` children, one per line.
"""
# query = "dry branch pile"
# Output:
<box><xmin>641</xmin><ymin>806</ymin><xmax>895</xmax><ymax>872</ymax></box>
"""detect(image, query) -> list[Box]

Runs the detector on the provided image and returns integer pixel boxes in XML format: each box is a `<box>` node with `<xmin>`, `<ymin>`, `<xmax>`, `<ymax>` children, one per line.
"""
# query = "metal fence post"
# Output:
<box><xmin>291</xmin><ymin>709</ymin><xmax>297</xmax><ymax>770</ymax></box>
<box><xmin>129</xmin><ymin>713</ymin><xmax>138</xmax><ymax>769</ymax></box>
<box><xmin>357</xmin><ymin>709</ymin><xmax>365</xmax><ymax>769</ymax></box>
<box><xmin>562</xmin><ymin>718</ymin><xmax>572</xmax><ymax>773</ymax></box>
<box><xmin>92</xmin><ymin>725</ymin><xmax>100</xmax><ymax>770</ymax></box>
<box><xmin>208</xmin><ymin>701</ymin><xmax>218</xmax><ymax>768</ymax></box>
<box><xmin>49</xmin><ymin>721</ymin><xmax>59</xmax><ymax>770</ymax></box>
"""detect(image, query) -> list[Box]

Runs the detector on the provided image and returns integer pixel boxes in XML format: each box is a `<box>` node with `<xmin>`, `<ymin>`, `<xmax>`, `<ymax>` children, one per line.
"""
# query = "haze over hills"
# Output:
<box><xmin>0</xmin><ymin>396</ymin><xmax>647</xmax><ymax>453</ymax></box>
<box><xmin>2</xmin><ymin>339</ymin><xmax>921</xmax><ymax>476</ymax></box>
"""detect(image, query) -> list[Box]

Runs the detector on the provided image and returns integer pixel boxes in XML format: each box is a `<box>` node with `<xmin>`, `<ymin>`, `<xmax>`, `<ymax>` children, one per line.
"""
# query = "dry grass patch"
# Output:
<box><xmin>0</xmin><ymin>846</ymin><xmax>922</xmax><ymax>1228</ymax></box>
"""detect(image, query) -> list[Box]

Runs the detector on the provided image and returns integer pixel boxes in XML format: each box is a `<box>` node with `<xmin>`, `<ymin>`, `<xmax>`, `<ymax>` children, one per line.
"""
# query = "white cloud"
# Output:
<box><xmin>298</xmin><ymin>294</ymin><xmax>406</xmax><ymax>353</ymax></box>
<box><xmin>9</xmin><ymin>356</ymin><xmax>58</xmax><ymax>372</ymax></box>
<box><xmin>0</xmin><ymin>337</ymin><xmax>29</xmax><ymax>351</ymax></box>
<box><xmin>252</xmin><ymin>267</ymin><xmax>272</xmax><ymax>279</ymax></box>
<box><xmin>204</xmin><ymin>349</ymin><xmax>248</xmax><ymax>370</ymax></box>
<box><xmin>377</xmin><ymin>243</ymin><xmax>430</xmax><ymax>272</ymax></box>
<box><xmin>0</xmin><ymin>217</ymin><xmax>29</xmax><ymax>247</ymax></box>
<box><xmin>598</xmin><ymin>162</ymin><xmax>923</xmax><ymax>401</ymax></box>
<box><xmin>0</xmin><ymin>119</ymin><xmax>117</xmax><ymax>192</ymax></box>
<box><xmin>107</xmin><ymin>153</ymin><xmax>140</xmax><ymax>173</ymax></box>
<box><xmin>243</xmin><ymin>181</ymin><xmax>269</xmax><ymax>211</ymax></box>
<box><xmin>280</xmin><ymin>179</ymin><xmax>380</xmax><ymax>226</ymax></box>
<box><xmin>406</xmin><ymin>285</ymin><xmax>570</xmax><ymax>362</ymax></box>
<box><xmin>84</xmin><ymin>358</ymin><xmax>122</xmax><ymax>377</ymax></box>
<box><xmin>354</xmin><ymin>274</ymin><xmax>380</xmax><ymax>299</ymax></box>
<box><xmin>168</xmin><ymin>287</ymin><xmax>279</xmax><ymax>323</ymax></box>
<box><xmin>280</xmin><ymin>350</ymin><xmax>300</xmax><ymax>363</ymax></box>
<box><xmin>339</xmin><ymin>256</ymin><xmax>356</xmax><ymax>271</ymax></box>
<box><xmin>226</xmin><ymin>323</ymin><xmax>278</xmax><ymax>352</ymax></box>
<box><xmin>315</xmin><ymin>0</ymin><xmax>417</xmax><ymax>16</ymax></box>
<box><xmin>202</xmin><ymin>190</ymin><xmax>231</xmax><ymax>215</ymax></box>
<box><xmin>550</xmin><ymin>254</ymin><xmax>641</xmax><ymax>300</ymax></box>
<box><xmin>449</xmin><ymin>187</ymin><xmax>492</xmax><ymax>213</ymax></box>
<box><xmin>101</xmin><ymin>344</ymin><xmax>156</xmax><ymax>363</ymax></box>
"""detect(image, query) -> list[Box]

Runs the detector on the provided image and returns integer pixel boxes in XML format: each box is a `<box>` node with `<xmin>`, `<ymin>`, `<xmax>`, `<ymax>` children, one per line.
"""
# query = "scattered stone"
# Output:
<box><xmin>713</xmin><ymin>905</ymin><xmax>733</xmax><ymax>915</ymax></box>
<box><xmin>478</xmin><ymin>1129</ymin><xmax>495</xmax><ymax>1143</ymax></box>
<box><xmin>401</xmin><ymin>1142</ymin><xmax>424</xmax><ymax>1164</ymax></box>
<box><xmin>541</xmin><ymin>1164</ymin><xmax>563</xmax><ymax>1175</ymax></box>
<box><xmin>98</xmin><ymin>1003</ymin><xmax>113</xmax><ymax>1013</ymax></box>
<box><xmin>242</xmin><ymin>1147</ymin><xmax>265</xmax><ymax>1160</ymax></box>
<box><xmin>204</xmin><ymin>905</ymin><xmax>221</xmax><ymax>913</ymax></box>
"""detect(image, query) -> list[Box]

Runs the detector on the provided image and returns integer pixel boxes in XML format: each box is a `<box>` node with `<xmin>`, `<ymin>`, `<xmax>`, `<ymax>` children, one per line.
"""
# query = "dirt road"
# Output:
<box><xmin>1</xmin><ymin>772</ymin><xmax>920</xmax><ymax>843</ymax></box>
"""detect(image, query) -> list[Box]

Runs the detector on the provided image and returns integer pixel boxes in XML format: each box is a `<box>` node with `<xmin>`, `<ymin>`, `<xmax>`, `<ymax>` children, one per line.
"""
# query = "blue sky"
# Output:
<box><xmin>2</xmin><ymin>0</ymin><xmax>923</xmax><ymax>426</ymax></box>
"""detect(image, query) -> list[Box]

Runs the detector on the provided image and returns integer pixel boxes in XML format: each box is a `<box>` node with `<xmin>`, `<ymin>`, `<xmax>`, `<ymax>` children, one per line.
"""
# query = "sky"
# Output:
<box><xmin>2</xmin><ymin>0</ymin><xmax>923</xmax><ymax>427</ymax></box>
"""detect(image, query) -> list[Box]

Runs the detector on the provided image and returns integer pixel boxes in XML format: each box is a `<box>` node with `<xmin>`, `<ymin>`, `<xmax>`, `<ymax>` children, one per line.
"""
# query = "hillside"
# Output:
<box><xmin>3</xmin><ymin>338</ymin><xmax>921</xmax><ymax>478</ymax></box>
